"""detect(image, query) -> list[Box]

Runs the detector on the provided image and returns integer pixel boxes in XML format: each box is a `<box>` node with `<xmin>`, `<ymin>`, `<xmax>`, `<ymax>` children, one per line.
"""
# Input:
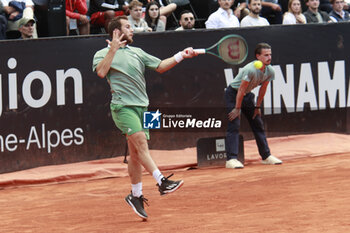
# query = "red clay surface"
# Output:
<box><xmin>1</xmin><ymin>133</ymin><xmax>350</xmax><ymax>232</ymax></box>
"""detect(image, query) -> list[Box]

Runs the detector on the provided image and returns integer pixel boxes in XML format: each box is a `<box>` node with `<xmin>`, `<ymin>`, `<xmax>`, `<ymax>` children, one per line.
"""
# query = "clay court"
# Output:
<box><xmin>1</xmin><ymin>133</ymin><xmax>350</xmax><ymax>233</ymax></box>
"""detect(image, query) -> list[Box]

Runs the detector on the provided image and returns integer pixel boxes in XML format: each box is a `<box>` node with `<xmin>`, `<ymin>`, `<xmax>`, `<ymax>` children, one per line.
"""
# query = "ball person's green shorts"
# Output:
<box><xmin>110</xmin><ymin>104</ymin><xmax>150</xmax><ymax>140</ymax></box>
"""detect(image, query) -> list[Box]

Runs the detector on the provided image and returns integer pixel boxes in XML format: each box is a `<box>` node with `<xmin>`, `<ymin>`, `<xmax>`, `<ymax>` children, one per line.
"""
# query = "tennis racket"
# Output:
<box><xmin>194</xmin><ymin>34</ymin><xmax>248</xmax><ymax>65</ymax></box>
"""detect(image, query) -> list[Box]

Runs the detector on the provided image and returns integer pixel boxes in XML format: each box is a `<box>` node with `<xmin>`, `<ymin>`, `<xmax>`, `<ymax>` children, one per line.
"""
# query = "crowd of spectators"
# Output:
<box><xmin>0</xmin><ymin>0</ymin><xmax>349</xmax><ymax>40</ymax></box>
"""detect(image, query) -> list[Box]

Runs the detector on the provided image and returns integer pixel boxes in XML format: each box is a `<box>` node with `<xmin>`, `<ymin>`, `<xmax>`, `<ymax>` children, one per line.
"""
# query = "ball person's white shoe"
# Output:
<box><xmin>261</xmin><ymin>155</ymin><xmax>282</xmax><ymax>165</ymax></box>
<box><xmin>225</xmin><ymin>159</ymin><xmax>244</xmax><ymax>169</ymax></box>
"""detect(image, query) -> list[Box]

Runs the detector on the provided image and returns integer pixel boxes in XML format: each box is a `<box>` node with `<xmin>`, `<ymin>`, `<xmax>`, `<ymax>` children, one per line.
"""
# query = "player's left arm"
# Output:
<box><xmin>253</xmin><ymin>80</ymin><xmax>269</xmax><ymax>119</ymax></box>
<box><xmin>155</xmin><ymin>47</ymin><xmax>198</xmax><ymax>73</ymax></box>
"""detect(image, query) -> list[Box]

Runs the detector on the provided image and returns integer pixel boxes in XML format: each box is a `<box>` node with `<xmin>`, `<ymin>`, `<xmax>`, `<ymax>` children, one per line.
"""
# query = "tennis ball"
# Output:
<box><xmin>254</xmin><ymin>60</ymin><xmax>263</xmax><ymax>69</ymax></box>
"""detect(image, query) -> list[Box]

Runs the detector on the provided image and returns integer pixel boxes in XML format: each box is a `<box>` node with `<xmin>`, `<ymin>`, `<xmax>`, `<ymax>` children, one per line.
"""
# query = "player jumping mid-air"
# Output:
<box><xmin>93</xmin><ymin>16</ymin><xmax>198</xmax><ymax>220</ymax></box>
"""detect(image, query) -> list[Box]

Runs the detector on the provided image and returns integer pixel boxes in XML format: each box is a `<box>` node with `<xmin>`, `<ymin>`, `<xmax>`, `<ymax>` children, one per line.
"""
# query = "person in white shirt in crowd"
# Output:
<box><xmin>175</xmin><ymin>10</ymin><xmax>195</xmax><ymax>31</ymax></box>
<box><xmin>241</xmin><ymin>0</ymin><xmax>270</xmax><ymax>27</ymax></box>
<box><xmin>283</xmin><ymin>0</ymin><xmax>306</xmax><ymax>24</ymax></box>
<box><xmin>205</xmin><ymin>0</ymin><xmax>240</xmax><ymax>29</ymax></box>
<box><xmin>127</xmin><ymin>0</ymin><xmax>152</xmax><ymax>32</ymax></box>
<box><xmin>144</xmin><ymin>1</ymin><xmax>165</xmax><ymax>31</ymax></box>
<box><xmin>1</xmin><ymin>0</ymin><xmax>37</xmax><ymax>37</ymax></box>
<box><xmin>329</xmin><ymin>0</ymin><xmax>350</xmax><ymax>22</ymax></box>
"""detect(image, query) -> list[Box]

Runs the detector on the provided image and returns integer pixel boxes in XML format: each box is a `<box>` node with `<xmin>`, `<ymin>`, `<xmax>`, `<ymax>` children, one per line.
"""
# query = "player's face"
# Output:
<box><xmin>249</xmin><ymin>0</ymin><xmax>262</xmax><ymax>14</ymax></box>
<box><xmin>218</xmin><ymin>0</ymin><xmax>233</xmax><ymax>10</ymax></box>
<box><xmin>291</xmin><ymin>0</ymin><xmax>301</xmax><ymax>13</ymax></box>
<box><xmin>148</xmin><ymin>4</ymin><xmax>159</xmax><ymax>19</ymax></box>
<box><xmin>130</xmin><ymin>6</ymin><xmax>142</xmax><ymax>20</ymax></box>
<box><xmin>120</xmin><ymin>19</ymin><xmax>134</xmax><ymax>44</ymax></box>
<box><xmin>256</xmin><ymin>49</ymin><xmax>272</xmax><ymax>65</ymax></box>
<box><xmin>180</xmin><ymin>13</ymin><xmax>195</xmax><ymax>29</ymax></box>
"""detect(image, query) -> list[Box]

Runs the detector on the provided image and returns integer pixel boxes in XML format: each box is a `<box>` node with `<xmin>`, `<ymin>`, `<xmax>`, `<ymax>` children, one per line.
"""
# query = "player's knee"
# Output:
<box><xmin>128</xmin><ymin>132</ymin><xmax>148</xmax><ymax>149</ymax></box>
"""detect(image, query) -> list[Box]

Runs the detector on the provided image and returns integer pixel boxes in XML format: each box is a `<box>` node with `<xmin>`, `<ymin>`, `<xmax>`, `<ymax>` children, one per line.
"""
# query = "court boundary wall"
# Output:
<box><xmin>0</xmin><ymin>23</ymin><xmax>349</xmax><ymax>173</ymax></box>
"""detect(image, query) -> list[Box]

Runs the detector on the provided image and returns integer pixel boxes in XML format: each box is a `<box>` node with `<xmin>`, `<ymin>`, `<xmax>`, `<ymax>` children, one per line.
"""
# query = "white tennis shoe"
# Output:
<box><xmin>225</xmin><ymin>159</ymin><xmax>244</xmax><ymax>169</ymax></box>
<box><xmin>261</xmin><ymin>155</ymin><xmax>282</xmax><ymax>165</ymax></box>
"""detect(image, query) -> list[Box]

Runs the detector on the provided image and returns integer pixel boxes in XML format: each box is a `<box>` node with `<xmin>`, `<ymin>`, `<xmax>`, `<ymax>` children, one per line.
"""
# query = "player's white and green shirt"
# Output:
<box><xmin>230</xmin><ymin>61</ymin><xmax>275</xmax><ymax>93</ymax></box>
<box><xmin>92</xmin><ymin>45</ymin><xmax>161</xmax><ymax>106</ymax></box>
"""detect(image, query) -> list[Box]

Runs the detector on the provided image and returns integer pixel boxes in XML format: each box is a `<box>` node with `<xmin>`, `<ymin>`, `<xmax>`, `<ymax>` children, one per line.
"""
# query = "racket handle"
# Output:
<box><xmin>194</xmin><ymin>49</ymin><xmax>206</xmax><ymax>54</ymax></box>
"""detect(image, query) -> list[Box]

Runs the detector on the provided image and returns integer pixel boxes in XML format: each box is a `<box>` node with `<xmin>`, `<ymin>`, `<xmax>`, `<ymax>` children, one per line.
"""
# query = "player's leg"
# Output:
<box><xmin>127</xmin><ymin>131</ymin><xmax>158</xmax><ymax>175</ymax></box>
<box><xmin>225</xmin><ymin>86</ymin><xmax>244</xmax><ymax>168</ymax></box>
<box><xmin>125</xmin><ymin>137</ymin><xmax>149</xmax><ymax>219</ymax></box>
<box><xmin>111</xmin><ymin>104</ymin><xmax>184</xmax><ymax>196</ymax></box>
<box><xmin>127</xmin><ymin>131</ymin><xmax>184</xmax><ymax>195</ymax></box>
<box><xmin>242</xmin><ymin>93</ymin><xmax>282</xmax><ymax>164</ymax></box>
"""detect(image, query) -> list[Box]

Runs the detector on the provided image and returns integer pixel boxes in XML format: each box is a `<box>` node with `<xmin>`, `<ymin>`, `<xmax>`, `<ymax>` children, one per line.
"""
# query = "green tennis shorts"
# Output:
<box><xmin>110</xmin><ymin>104</ymin><xmax>150</xmax><ymax>140</ymax></box>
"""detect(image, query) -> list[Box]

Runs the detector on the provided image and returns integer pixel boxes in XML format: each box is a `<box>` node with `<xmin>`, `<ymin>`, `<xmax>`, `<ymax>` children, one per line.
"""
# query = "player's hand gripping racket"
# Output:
<box><xmin>194</xmin><ymin>34</ymin><xmax>248</xmax><ymax>65</ymax></box>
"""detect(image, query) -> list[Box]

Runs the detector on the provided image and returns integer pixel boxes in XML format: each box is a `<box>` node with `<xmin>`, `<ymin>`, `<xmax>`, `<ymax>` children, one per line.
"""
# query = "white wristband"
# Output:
<box><xmin>174</xmin><ymin>52</ymin><xmax>184</xmax><ymax>63</ymax></box>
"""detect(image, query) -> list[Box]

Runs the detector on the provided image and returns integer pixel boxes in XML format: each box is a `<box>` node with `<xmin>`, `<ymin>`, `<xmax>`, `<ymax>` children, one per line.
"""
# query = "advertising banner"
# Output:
<box><xmin>1</xmin><ymin>23</ymin><xmax>349</xmax><ymax>173</ymax></box>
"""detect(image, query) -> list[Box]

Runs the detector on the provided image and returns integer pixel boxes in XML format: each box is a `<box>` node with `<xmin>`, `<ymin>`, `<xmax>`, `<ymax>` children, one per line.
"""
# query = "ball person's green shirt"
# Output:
<box><xmin>230</xmin><ymin>61</ymin><xmax>275</xmax><ymax>93</ymax></box>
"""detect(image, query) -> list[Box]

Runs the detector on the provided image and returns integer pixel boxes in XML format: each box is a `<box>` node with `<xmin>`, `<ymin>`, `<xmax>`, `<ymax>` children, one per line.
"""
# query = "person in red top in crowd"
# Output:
<box><xmin>66</xmin><ymin>0</ymin><xmax>90</xmax><ymax>35</ymax></box>
<box><xmin>88</xmin><ymin>0</ymin><xmax>129</xmax><ymax>32</ymax></box>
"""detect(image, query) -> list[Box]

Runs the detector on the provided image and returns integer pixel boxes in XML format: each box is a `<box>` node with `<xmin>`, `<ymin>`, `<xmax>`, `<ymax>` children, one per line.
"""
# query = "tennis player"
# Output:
<box><xmin>92</xmin><ymin>16</ymin><xmax>197</xmax><ymax>220</ymax></box>
<box><xmin>225</xmin><ymin>42</ymin><xmax>282</xmax><ymax>169</ymax></box>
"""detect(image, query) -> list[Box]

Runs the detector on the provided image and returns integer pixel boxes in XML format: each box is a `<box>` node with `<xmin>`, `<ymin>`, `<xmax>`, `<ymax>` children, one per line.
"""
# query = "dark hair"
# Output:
<box><xmin>145</xmin><ymin>1</ymin><xmax>160</xmax><ymax>30</ymax></box>
<box><xmin>108</xmin><ymin>16</ymin><xmax>128</xmax><ymax>38</ymax></box>
<box><xmin>248</xmin><ymin>0</ymin><xmax>261</xmax><ymax>4</ymax></box>
<box><xmin>179</xmin><ymin>10</ymin><xmax>192</xmax><ymax>19</ymax></box>
<box><xmin>255</xmin><ymin>43</ymin><xmax>271</xmax><ymax>55</ymax></box>
<box><xmin>129</xmin><ymin>0</ymin><xmax>143</xmax><ymax>9</ymax></box>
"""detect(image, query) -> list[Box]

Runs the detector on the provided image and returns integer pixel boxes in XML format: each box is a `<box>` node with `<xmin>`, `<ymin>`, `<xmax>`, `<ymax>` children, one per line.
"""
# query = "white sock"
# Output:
<box><xmin>131</xmin><ymin>182</ymin><xmax>142</xmax><ymax>198</ymax></box>
<box><xmin>152</xmin><ymin>169</ymin><xmax>164</xmax><ymax>185</ymax></box>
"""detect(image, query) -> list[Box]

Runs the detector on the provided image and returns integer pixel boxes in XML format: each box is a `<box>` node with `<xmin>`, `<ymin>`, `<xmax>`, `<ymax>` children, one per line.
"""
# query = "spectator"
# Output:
<box><xmin>128</xmin><ymin>0</ymin><xmax>152</xmax><ymax>32</ymax></box>
<box><xmin>205</xmin><ymin>0</ymin><xmax>240</xmax><ymax>29</ymax></box>
<box><xmin>0</xmin><ymin>0</ymin><xmax>7</xmax><ymax>39</ymax></box>
<box><xmin>261</xmin><ymin>0</ymin><xmax>283</xmax><ymax>24</ymax></box>
<box><xmin>175</xmin><ymin>10</ymin><xmax>195</xmax><ymax>31</ymax></box>
<box><xmin>304</xmin><ymin>0</ymin><xmax>331</xmax><ymax>23</ymax></box>
<box><xmin>283</xmin><ymin>0</ymin><xmax>306</xmax><ymax>24</ymax></box>
<box><xmin>139</xmin><ymin>0</ymin><xmax>176</xmax><ymax>26</ymax></box>
<box><xmin>329</xmin><ymin>0</ymin><xmax>350</xmax><ymax>21</ymax></box>
<box><xmin>88</xmin><ymin>0</ymin><xmax>128</xmax><ymax>32</ymax></box>
<box><xmin>66</xmin><ymin>0</ymin><xmax>90</xmax><ymax>35</ymax></box>
<box><xmin>18</xmin><ymin>16</ymin><xmax>34</xmax><ymax>39</ymax></box>
<box><xmin>144</xmin><ymin>1</ymin><xmax>165</xmax><ymax>31</ymax></box>
<box><xmin>1</xmin><ymin>0</ymin><xmax>37</xmax><ymax>38</ymax></box>
<box><xmin>241</xmin><ymin>0</ymin><xmax>270</xmax><ymax>26</ymax></box>
<box><xmin>232</xmin><ymin>0</ymin><xmax>249</xmax><ymax>20</ymax></box>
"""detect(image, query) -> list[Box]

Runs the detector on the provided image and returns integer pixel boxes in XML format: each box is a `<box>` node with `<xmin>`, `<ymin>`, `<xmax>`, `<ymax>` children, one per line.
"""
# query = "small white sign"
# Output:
<box><xmin>215</xmin><ymin>139</ymin><xmax>225</xmax><ymax>152</ymax></box>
